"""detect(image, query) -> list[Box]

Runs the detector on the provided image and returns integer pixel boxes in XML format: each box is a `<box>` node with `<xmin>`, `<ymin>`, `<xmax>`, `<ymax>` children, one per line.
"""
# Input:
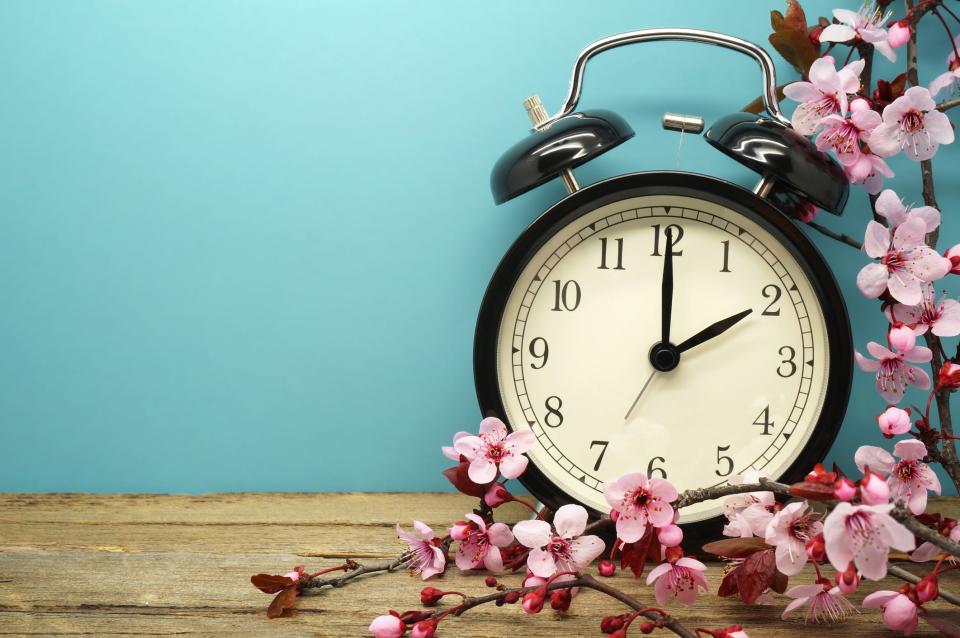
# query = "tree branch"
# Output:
<box><xmin>675</xmin><ymin>478</ymin><xmax>793</xmax><ymax>509</ymax></box>
<box><xmin>938</xmin><ymin>97</ymin><xmax>960</xmax><ymax>112</ymax></box>
<box><xmin>891</xmin><ymin>505</ymin><xmax>960</xmax><ymax>560</ymax></box>
<box><xmin>807</xmin><ymin>221</ymin><xmax>864</xmax><ymax>250</ymax></box>
<box><xmin>888</xmin><ymin>564</ymin><xmax>960</xmax><ymax>607</ymax></box>
<box><xmin>302</xmin><ymin>555</ymin><xmax>409</xmax><ymax>592</ymax></box>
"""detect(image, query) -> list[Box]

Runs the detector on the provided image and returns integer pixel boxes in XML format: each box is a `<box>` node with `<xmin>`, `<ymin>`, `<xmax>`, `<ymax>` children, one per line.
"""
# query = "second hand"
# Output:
<box><xmin>623</xmin><ymin>369</ymin><xmax>657</xmax><ymax>421</ymax></box>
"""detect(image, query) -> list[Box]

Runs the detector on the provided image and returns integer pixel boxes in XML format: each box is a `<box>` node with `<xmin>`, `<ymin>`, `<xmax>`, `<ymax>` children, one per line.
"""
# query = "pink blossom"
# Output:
<box><xmin>442</xmin><ymin>431</ymin><xmax>471</xmax><ymax>460</ymax></box>
<box><xmin>396</xmin><ymin>521</ymin><xmax>446</xmax><ymax>580</ymax></box>
<box><xmin>877</xmin><ymin>406</ymin><xmax>912</xmax><ymax>438</ymax></box>
<box><xmin>863</xmin><ymin>590</ymin><xmax>919</xmax><ymax>634</ymax></box>
<box><xmin>721</xmin><ymin>471</ymin><xmax>776</xmax><ymax>537</ymax></box>
<box><xmin>513</xmin><ymin>504</ymin><xmax>605</xmax><ymax>578</ymax></box>
<box><xmin>765</xmin><ymin>501</ymin><xmax>823</xmax><ymax>576</ymax></box>
<box><xmin>834</xmin><ymin>477</ymin><xmax>858</xmax><ymax>501</ymax></box>
<box><xmin>645</xmin><ymin>556</ymin><xmax>708</xmax><ymax>605</ymax></box>
<box><xmin>453</xmin><ymin>513</ymin><xmax>514</xmax><ymax>573</ymax></box>
<box><xmin>483</xmin><ymin>482</ymin><xmax>512</xmax><ymax>508</ymax></box>
<box><xmin>854</xmin><ymin>338</ymin><xmax>932</xmax><ymax>404</ymax></box>
<box><xmin>929</xmin><ymin>35</ymin><xmax>960</xmax><ymax>98</ymax></box>
<box><xmin>369</xmin><ymin>614</ymin><xmax>406</xmax><ymax>638</ymax></box>
<box><xmin>603</xmin><ymin>471</ymin><xmax>677</xmax><ymax>543</ymax></box>
<box><xmin>411</xmin><ymin>619</ymin><xmax>437</xmax><ymax>638</ymax></box>
<box><xmin>946</xmin><ymin>244</ymin><xmax>960</xmax><ymax>274</ymax></box>
<box><xmin>891</xmin><ymin>283</ymin><xmax>960</xmax><ymax>338</ymax></box>
<box><xmin>454</xmin><ymin>417</ymin><xmax>534</xmax><ymax>484</ymax></box>
<box><xmin>815</xmin><ymin>103</ymin><xmax>881</xmax><ymax>166</ymax></box>
<box><xmin>823</xmin><ymin>502</ymin><xmax>915</xmax><ymax>580</ymax></box>
<box><xmin>836</xmin><ymin>562</ymin><xmax>860</xmax><ymax>594</ymax></box>
<box><xmin>860</xmin><ymin>469</ymin><xmax>891</xmax><ymax>505</ymax></box>
<box><xmin>658</xmin><ymin>524</ymin><xmax>684</xmax><ymax>548</ymax></box>
<box><xmin>888</xmin><ymin>20</ymin><xmax>911</xmax><ymax>49</ymax></box>
<box><xmin>781</xmin><ymin>582</ymin><xmax>855</xmax><ymax>623</ymax></box>
<box><xmin>857</xmin><ymin>217</ymin><xmax>951</xmax><ymax>305</ymax></box>
<box><xmin>845</xmin><ymin>152</ymin><xmax>894</xmax><ymax>194</ymax></box>
<box><xmin>912</xmin><ymin>523</ymin><xmax>960</xmax><ymax>562</ymax></box>
<box><xmin>784</xmin><ymin>57</ymin><xmax>865</xmax><ymax>134</ymax></box>
<box><xmin>819</xmin><ymin>6</ymin><xmax>897</xmax><ymax>62</ymax></box>
<box><xmin>889</xmin><ymin>325</ymin><xmax>917</xmax><ymax>353</ymax></box>
<box><xmin>874</xmin><ymin>188</ymin><xmax>941</xmax><ymax>232</ymax></box>
<box><xmin>856</xmin><ymin>441</ymin><xmax>941</xmax><ymax>514</ymax></box>
<box><xmin>870</xmin><ymin>86</ymin><xmax>955</xmax><ymax>161</ymax></box>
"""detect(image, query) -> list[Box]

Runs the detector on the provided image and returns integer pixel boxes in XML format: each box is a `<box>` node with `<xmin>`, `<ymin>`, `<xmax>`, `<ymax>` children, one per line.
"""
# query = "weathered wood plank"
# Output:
<box><xmin>1</xmin><ymin>493</ymin><xmax>958</xmax><ymax>636</ymax></box>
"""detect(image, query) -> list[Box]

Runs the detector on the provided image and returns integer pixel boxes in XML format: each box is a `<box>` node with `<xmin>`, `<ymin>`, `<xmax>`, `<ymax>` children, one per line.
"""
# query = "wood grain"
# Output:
<box><xmin>1</xmin><ymin>493</ymin><xmax>959</xmax><ymax>636</ymax></box>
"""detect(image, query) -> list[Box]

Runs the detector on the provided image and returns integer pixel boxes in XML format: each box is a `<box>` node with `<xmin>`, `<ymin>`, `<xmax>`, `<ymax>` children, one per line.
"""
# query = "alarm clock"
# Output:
<box><xmin>474</xmin><ymin>29</ymin><xmax>853</xmax><ymax>534</ymax></box>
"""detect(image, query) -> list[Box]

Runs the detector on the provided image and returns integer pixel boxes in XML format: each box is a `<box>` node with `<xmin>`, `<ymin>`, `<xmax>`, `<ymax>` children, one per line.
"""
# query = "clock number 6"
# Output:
<box><xmin>646</xmin><ymin>456</ymin><xmax>667</xmax><ymax>479</ymax></box>
<box><xmin>589</xmin><ymin>440</ymin><xmax>608</xmax><ymax>471</ymax></box>
<box><xmin>544</xmin><ymin>396</ymin><xmax>563</xmax><ymax>427</ymax></box>
<box><xmin>777</xmin><ymin>345</ymin><xmax>797</xmax><ymax>378</ymax></box>
<box><xmin>715</xmin><ymin>445</ymin><xmax>734</xmax><ymax>477</ymax></box>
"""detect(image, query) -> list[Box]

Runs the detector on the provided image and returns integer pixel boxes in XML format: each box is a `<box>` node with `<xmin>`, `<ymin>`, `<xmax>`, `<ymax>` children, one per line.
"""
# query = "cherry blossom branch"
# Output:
<box><xmin>302</xmin><ymin>554</ymin><xmax>410</xmax><ymax>592</ymax></box>
<box><xmin>938</xmin><ymin>96</ymin><xmax>960</xmax><ymax>111</ymax></box>
<box><xmin>888</xmin><ymin>564</ymin><xmax>960</xmax><ymax>606</ymax></box>
<box><xmin>891</xmin><ymin>505</ymin><xmax>960</xmax><ymax>559</ymax></box>
<box><xmin>435</xmin><ymin>573</ymin><xmax>698</xmax><ymax>638</ymax></box>
<box><xmin>674</xmin><ymin>478</ymin><xmax>792</xmax><ymax>509</ymax></box>
<box><xmin>806</xmin><ymin>220</ymin><xmax>863</xmax><ymax>250</ymax></box>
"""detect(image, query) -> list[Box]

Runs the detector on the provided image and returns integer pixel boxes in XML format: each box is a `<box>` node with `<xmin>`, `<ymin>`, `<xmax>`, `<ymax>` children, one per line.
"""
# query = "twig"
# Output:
<box><xmin>889</xmin><ymin>564</ymin><xmax>960</xmax><ymax>607</ymax></box>
<box><xmin>302</xmin><ymin>555</ymin><xmax>409</xmax><ymax>592</ymax></box>
<box><xmin>674</xmin><ymin>478</ymin><xmax>792</xmax><ymax>509</ymax></box>
<box><xmin>807</xmin><ymin>221</ymin><xmax>864</xmax><ymax>250</ymax></box>
<box><xmin>938</xmin><ymin>97</ymin><xmax>960</xmax><ymax>112</ymax></box>
<box><xmin>891</xmin><ymin>505</ymin><xmax>960</xmax><ymax>560</ymax></box>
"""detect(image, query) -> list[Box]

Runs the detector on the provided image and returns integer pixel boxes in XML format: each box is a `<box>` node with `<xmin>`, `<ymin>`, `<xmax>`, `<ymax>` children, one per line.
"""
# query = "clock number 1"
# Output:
<box><xmin>720</xmin><ymin>240</ymin><xmax>731</xmax><ymax>273</ymax></box>
<box><xmin>598</xmin><ymin>237</ymin><xmax>625</xmax><ymax>270</ymax></box>
<box><xmin>590</xmin><ymin>440</ymin><xmax>608</xmax><ymax>471</ymax></box>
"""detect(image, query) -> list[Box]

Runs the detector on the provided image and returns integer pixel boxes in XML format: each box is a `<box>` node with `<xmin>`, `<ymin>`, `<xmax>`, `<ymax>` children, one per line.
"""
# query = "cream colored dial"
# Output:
<box><xmin>496</xmin><ymin>194</ymin><xmax>830</xmax><ymax>523</ymax></box>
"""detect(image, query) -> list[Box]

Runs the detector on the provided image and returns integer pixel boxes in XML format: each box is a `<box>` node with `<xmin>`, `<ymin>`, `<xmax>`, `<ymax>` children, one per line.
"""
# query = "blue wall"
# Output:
<box><xmin>1</xmin><ymin>1</ymin><xmax>958</xmax><ymax>493</ymax></box>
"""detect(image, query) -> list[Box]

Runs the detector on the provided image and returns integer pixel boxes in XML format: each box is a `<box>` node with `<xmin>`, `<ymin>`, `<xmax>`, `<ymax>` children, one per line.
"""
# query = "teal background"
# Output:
<box><xmin>1</xmin><ymin>1</ymin><xmax>958</xmax><ymax>493</ymax></box>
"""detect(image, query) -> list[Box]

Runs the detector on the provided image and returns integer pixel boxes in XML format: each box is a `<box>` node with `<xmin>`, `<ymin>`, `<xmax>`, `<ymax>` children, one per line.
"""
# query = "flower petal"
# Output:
<box><xmin>487</xmin><ymin>522</ymin><xmax>514</xmax><ymax>547</ymax></box>
<box><xmin>554</xmin><ymin>504</ymin><xmax>589</xmax><ymax>538</ymax></box>
<box><xmin>864</xmin><ymin>220</ymin><xmax>891</xmax><ymax>258</ymax></box>
<box><xmin>857</xmin><ymin>263</ymin><xmax>889</xmax><ymax>298</ymax></box>
<box><xmin>819</xmin><ymin>23</ymin><xmax>857</xmax><ymax>44</ymax></box>
<box><xmin>854</xmin><ymin>445</ymin><xmax>895</xmax><ymax>474</ymax></box>
<box><xmin>567</xmin><ymin>535</ymin><xmax>605</xmax><ymax>568</ymax></box>
<box><xmin>512</xmin><ymin>519</ymin><xmax>551</xmax><ymax>549</ymax></box>
<box><xmin>526</xmin><ymin>547</ymin><xmax>556</xmax><ymax>578</ymax></box>
<box><xmin>467</xmin><ymin>458</ymin><xmax>498</xmax><ymax>485</ymax></box>
<box><xmin>497</xmin><ymin>453</ymin><xmax>528</xmax><ymax>480</ymax></box>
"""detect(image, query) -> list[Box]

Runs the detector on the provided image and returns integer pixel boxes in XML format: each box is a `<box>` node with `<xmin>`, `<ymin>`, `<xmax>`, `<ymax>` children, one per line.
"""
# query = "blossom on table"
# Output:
<box><xmin>645</xmin><ymin>555</ymin><xmax>709</xmax><ymax>605</ymax></box>
<box><xmin>929</xmin><ymin>35</ymin><xmax>960</xmax><ymax>98</ymax></box>
<box><xmin>870</xmin><ymin>86</ymin><xmax>955</xmax><ymax>161</ymax></box>
<box><xmin>603</xmin><ymin>471</ymin><xmax>677</xmax><ymax>543</ymax></box>
<box><xmin>818</xmin><ymin>6</ymin><xmax>897</xmax><ymax>62</ymax></box>
<box><xmin>452</xmin><ymin>513</ymin><xmax>514</xmax><ymax>573</ymax></box>
<box><xmin>815</xmin><ymin>98</ymin><xmax>881</xmax><ymax>166</ymax></box>
<box><xmin>369</xmin><ymin>613</ymin><xmax>406</xmax><ymax>638</ymax></box>
<box><xmin>454</xmin><ymin>416</ymin><xmax>534</xmax><ymax>484</ymax></box>
<box><xmin>765</xmin><ymin>501</ymin><xmax>823</xmax><ymax>576</ymax></box>
<box><xmin>854</xmin><ymin>338</ymin><xmax>932</xmax><ymax>404</ymax></box>
<box><xmin>856</xmin><ymin>216</ymin><xmax>951</xmax><ymax>305</ymax></box>
<box><xmin>891</xmin><ymin>283</ymin><xmax>960</xmax><ymax>338</ymax></box>
<box><xmin>877</xmin><ymin>406</ymin><xmax>912</xmax><ymax>438</ymax></box>
<box><xmin>396</xmin><ymin>521</ymin><xmax>445</xmax><ymax>580</ymax></box>
<box><xmin>857</xmin><ymin>440</ymin><xmax>941</xmax><ymax>515</ymax></box>
<box><xmin>781</xmin><ymin>582</ymin><xmax>855</xmax><ymax>623</ymax></box>
<box><xmin>911</xmin><ymin>522</ymin><xmax>960</xmax><ymax>562</ymax></box>
<box><xmin>783</xmin><ymin>57</ymin><xmax>865</xmax><ymax>135</ymax></box>
<box><xmin>512</xmin><ymin>504</ymin><xmax>604</xmax><ymax>578</ymax></box>
<box><xmin>863</xmin><ymin>590</ymin><xmax>919</xmax><ymax>634</ymax></box>
<box><xmin>823</xmin><ymin>502</ymin><xmax>915</xmax><ymax>579</ymax></box>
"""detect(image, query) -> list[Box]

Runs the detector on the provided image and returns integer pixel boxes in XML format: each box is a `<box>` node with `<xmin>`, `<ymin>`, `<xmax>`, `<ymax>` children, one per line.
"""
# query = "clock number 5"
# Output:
<box><xmin>715</xmin><ymin>445</ymin><xmax>734</xmax><ymax>477</ymax></box>
<box><xmin>589</xmin><ymin>440</ymin><xmax>608</xmax><ymax>471</ymax></box>
<box><xmin>777</xmin><ymin>345</ymin><xmax>797</xmax><ymax>378</ymax></box>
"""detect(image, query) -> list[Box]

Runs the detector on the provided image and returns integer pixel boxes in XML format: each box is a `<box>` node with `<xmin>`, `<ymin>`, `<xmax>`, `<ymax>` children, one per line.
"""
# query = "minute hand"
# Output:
<box><xmin>675</xmin><ymin>309</ymin><xmax>753</xmax><ymax>354</ymax></box>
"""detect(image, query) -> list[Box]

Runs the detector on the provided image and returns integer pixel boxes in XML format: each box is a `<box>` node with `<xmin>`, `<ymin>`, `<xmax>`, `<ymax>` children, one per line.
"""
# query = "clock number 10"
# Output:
<box><xmin>551</xmin><ymin>280</ymin><xmax>581</xmax><ymax>312</ymax></box>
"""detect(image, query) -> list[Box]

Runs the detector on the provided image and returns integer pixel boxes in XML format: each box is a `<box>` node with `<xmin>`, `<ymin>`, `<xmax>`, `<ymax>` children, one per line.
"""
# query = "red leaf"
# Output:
<box><xmin>783</xmin><ymin>0</ymin><xmax>808</xmax><ymax>32</ymax></box>
<box><xmin>718</xmin><ymin>569</ymin><xmax>740</xmax><ymax>597</ymax></box>
<box><xmin>251</xmin><ymin>573</ymin><xmax>295</xmax><ymax>594</ymax></box>
<box><xmin>736</xmin><ymin>549</ymin><xmax>777</xmax><ymax>604</ymax></box>
<box><xmin>789</xmin><ymin>481</ymin><xmax>835</xmax><ymax>501</ymax></box>
<box><xmin>923</xmin><ymin>611</ymin><xmax>960</xmax><ymax>637</ymax></box>
<box><xmin>772</xmin><ymin>567</ymin><xmax>789</xmax><ymax>594</ymax></box>
<box><xmin>619</xmin><ymin>527</ymin><xmax>661</xmax><ymax>579</ymax></box>
<box><xmin>702</xmin><ymin>537</ymin><xmax>771</xmax><ymax>558</ymax></box>
<box><xmin>266</xmin><ymin>586</ymin><xmax>299</xmax><ymax>618</ymax></box>
<box><xmin>442</xmin><ymin>458</ymin><xmax>489</xmax><ymax>498</ymax></box>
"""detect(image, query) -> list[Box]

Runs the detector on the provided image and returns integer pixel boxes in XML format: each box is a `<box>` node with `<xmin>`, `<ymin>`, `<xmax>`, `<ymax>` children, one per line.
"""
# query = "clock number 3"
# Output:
<box><xmin>777</xmin><ymin>345</ymin><xmax>797</xmax><ymax>377</ymax></box>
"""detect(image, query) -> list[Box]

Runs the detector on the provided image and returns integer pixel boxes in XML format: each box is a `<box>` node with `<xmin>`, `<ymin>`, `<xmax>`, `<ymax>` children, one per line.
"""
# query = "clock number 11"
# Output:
<box><xmin>598</xmin><ymin>237</ymin><xmax>625</xmax><ymax>270</ymax></box>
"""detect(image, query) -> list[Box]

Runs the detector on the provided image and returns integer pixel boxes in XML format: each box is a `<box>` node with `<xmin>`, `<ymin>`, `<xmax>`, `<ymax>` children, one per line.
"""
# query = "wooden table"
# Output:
<box><xmin>1</xmin><ymin>493</ymin><xmax>957</xmax><ymax>636</ymax></box>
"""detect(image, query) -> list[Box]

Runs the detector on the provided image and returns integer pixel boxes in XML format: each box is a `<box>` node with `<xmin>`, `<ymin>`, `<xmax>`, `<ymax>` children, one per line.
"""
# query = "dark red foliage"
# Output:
<box><xmin>769</xmin><ymin>0</ymin><xmax>820</xmax><ymax>76</ymax></box>
<box><xmin>716</xmin><ymin>548</ymin><xmax>786</xmax><ymax>604</ymax></box>
<box><xmin>789</xmin><ymin>480</ymin><xmax>837</xmax><ymax>501</ymax></box>
<box><xmin>702</xmin><ymin>536</ymin><xmax>771</xmax><ymax>559</ymax></box>
<box><xmin>251</xmin><ymin>572</ymin><xmax>296</xmax><ymax>594</ymax></box>
<box><xmin>619</xmin><ymin>527</ymin><xmax>662</xmax><ymax>578</ymax></box>
<box><xmin>441</xmin><ymin>455</ymin><xmax>490</xmax><ymax>497</ymax></box>
<box><xmin>251</xmin><ymin>567</ymin><xmax>305</xmax><ymax>618</ymax></box>
<box><xmin>873</xmin><ymin>73</ymin><xmax>908</xmax><ymax>110</ymax></box>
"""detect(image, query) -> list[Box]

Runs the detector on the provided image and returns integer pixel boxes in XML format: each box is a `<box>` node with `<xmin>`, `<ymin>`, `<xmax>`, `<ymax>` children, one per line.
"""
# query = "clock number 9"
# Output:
<box><xmin>544</xmin><ymin>396</ymin><xmax>563</xmax><ymax>427</ymax></box>
<box><xmin>528</xmin><ymin>337</ymin><xmax>549</xmax><ymax>369</ymax></box>
<box><xmin>715</xmin><ymin>445</ymin><xmax>734</xmax><ymax>477</ymax></box>
<box><xmin>777</xmin><ymin>345</ymin><xmax>797</xmax><ymax>378</ymax></box>
<box><xmin>646</xmin><ymin>456</ymin><xmax>667</xmax><ymax>479</ymax></box>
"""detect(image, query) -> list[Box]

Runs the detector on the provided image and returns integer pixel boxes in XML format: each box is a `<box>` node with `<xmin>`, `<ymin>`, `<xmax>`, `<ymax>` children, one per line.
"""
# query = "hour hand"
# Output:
<box><xmin>675</xmin><ymin>309</ymin><xmax>753</xmax><ymax>354</ymax></box>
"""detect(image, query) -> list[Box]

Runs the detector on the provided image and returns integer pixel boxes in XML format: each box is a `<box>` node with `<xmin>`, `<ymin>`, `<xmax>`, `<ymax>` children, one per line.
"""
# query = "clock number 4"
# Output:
<box><xmin>551</xmin><ymin>280</ymin><xmax>581</xmax><ymax>312</ymax></box>
<box><xmin>651</xmin><ymin>224</ymin><xmax>683</xmax><ymax>257</ymax></box>
<box><xmin>753</xmin><ymin>405</ymin><xmax>775</xmax><ymax>436</ymax></box>
<box><xmin>589</xmin><ymin>440</ymin><xmax>608</xmax><ymax>471</ymax></box>
<box><xmin>598</xmin><ymin>237</ymin><xmax>625</xmax><ymax>270</ymax></box>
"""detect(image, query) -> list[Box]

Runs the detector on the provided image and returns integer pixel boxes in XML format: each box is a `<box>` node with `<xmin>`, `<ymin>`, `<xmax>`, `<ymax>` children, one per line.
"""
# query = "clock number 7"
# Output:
<box><xmin>589</xmin><ymin>440</ymin><xmax>608</xmax><ymax>471</ymax></box>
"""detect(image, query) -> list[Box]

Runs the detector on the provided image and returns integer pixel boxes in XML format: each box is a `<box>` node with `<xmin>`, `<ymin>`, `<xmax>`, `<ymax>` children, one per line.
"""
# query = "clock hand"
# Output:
<box><xmin>661</xmin><ymin>227</ymin><xmax>674</xmax><ymax>345</ymax></box>
<box><xmin>623</xmin><ymin>369</ymin><xmax>657</xmax><ymax>421</ymax></box>
<box><xmin>675</xmin><ymin>308</ymin><xmax>753</xmax><ymax>354</ymax></box>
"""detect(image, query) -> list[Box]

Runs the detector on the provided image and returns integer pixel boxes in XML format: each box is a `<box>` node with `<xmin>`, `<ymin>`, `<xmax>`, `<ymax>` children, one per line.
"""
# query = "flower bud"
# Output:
<box><xmin>411</xmin><ymin>619</ymin><xmax>438</xmax><ymax>638</ymax></box>
<box><xmin>836</xmin><ymin>562</ymin><xmax>860</xmax><ymax>594</ymax></box>
<box><xmin>860</xmin><ymin>469</ymin><xmax>890</xmax><ymax>505</ymax></box>
<box><xmin>420</xmin><ymin>586</ymin><xmax>445</xmax><ymax>606</ymax></box>
<box><xmin>889</xmin><ymin>325</ymin><xmax>916</xmax><ymax>353</ymax></box>
<box><xmin>609</xmin><ymin>508</ymin><xmax>620</xmax><ymax>522</ymax></box>
<box><xmin>888</xmin><ymin>20</ymin><xmax>911</xmax><ymax>49</ymax></box>
<box><xmin>640</xmin><ymin>621</ymin><xmax>656</xmax><ymax>634</ymax></box>
<box><xmin>946</xmin><ymin>244</ymin><xmax>960</xmax><ymax>275</ymax></box>
<box><xmin>610</xmin><ymin>630</ymin><xmax>627</xmax><ymax>638</ymax></box>
<box><xmin>484</xmin><ymin>482</ymin><xmax>512</xmax><ymax>508</ymax></box>
<box><xmin>878</xmin><ymin>406</ymin><xmax>911</xmax><ymax>438</ymax></box>
<box><xmin>504</xmin><ymin>590</ymin><xmax>520</xmax><ymax>604</ymax></box>
<box><xmin>917</xmin><ymin>574</ymin><xmax>939</xmax><ymax>603</ymax></box>
<box><xmin>937</xmin><ymin>361</ymin><xmax>960</xmax><ymax>390</ymax></box>
<box><xmin>550</xmin><ymin>588</ymin><xmax>572</xmax><ymax>612</ymax></box>
<box><xmin>521</xmin><ymin>589</ymin><xmax>545</xmax><ymax>614</ymax></box>
<box><xmin>834</xmin><ymin>476</ymin><xmax>857</xmax><ymax>501</ymax></box>
<box><xmin>368</xmin><ymin>614</ymin><xmax>406</xmax><ymax>638</ymax></box>
<box><xmin>658</xmin><ymin>523</ymin><xmax>684</xmax><ymax>548</ymax></box>
<box><xmin>806</xmin><ymin>534</ymin><xmax>826</xmax><ymax>563</ymax></box>
<box><xmin>600</xmin><ymin>615</ymin><xmax>625</xmax><ymax>633</ymax></box>
<box><xmin>850</xmin><ymin>97</ymin><xmax>871</xmax><ymax>113</ymax></box>
<box><xmin>664</xmin><ymin>545</ymin><xmax>684</xmax><ymax>564</ymax></box>
<box><xmin>598</xmin><ymin>559</ymin><xmax>616</xmax><ymax>577</ymax></box>
<box><xmin>449</xmin><ymin>520</ymin><xmax>472</xmax><ymax>541</ymax></box>
<box><xmin>485</xmin><ymin>576</ymin><xmax>497</xmax><ymax>587</ymax></box>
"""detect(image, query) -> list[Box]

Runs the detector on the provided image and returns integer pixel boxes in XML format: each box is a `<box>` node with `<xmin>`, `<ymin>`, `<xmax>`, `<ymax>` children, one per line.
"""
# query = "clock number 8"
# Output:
<box><xmin>544</xmin><ymin>395</ymin><xmax>563</xmax><ymax>427</ymax></box>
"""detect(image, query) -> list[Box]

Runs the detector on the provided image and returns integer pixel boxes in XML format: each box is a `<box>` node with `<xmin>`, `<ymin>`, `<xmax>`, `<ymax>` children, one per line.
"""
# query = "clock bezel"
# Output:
<box><xmin>473</xmin><ymin>171</ymin><xmax>853</xmax><ymax>537</ymax></box>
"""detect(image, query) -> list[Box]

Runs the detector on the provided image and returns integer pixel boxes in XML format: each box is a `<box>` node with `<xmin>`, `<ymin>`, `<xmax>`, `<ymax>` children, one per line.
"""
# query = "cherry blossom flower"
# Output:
<box><xmin>889</xmin><ymin>325</ymin><xmax>917</xmax><ymax>353</ymax></box>
<box><xmin>603</xmin><ymin>471</ymin><xmax>677</xmax><ymax>543</ymax></box>
<box><xmin>823</xmin><ymin>502</ymin><xmax>915</xmax><ymax>579</ymax></box>
<box><xmin>396</xmin><ymin>521</ymin><xmax>445</xmax><ymax>580</ymax></box>
<box><xmin>877</xmin><ymin>406</ymin><xmax>912</xmax><ymax>438</ymax></box>
<box><xmin>857</xmin><ymin>440</ymin><xmax>941</xmax><ymax>515</ymax></box>
<box><xmin>721</xmin><ymin>471</ymin><xmax>777</xmax><ymax>537</ymax></box>
<box><xmin>645</xmin><ymin>556</ymin><xmax>708</xmax><ymax>605</ymax></box>
<box><xmin>781</xmin><ymin>582</ymin><xmax>855</xmax><ymax>623</ymax></box>
<box><xmin>870</xmin><ymin>86</ymin><xmax>955</xmax><ymax>161</ymax></box>
<box><xmin>815</xmin><ymin>99</ymin><xmax>881</xmax><ymax>166</ymax></box>
<box><xmin>888</xmin><ymin>20</ymin><xmax>911</xmax><ymax>49</ymax></box>
<box><xmin>442</xmin><ymin>431</ymin><xmax>471</xmax><ymax>460</ymax></box>
<box><xmin>454</xmin><ymin>417</ymin><xmax>534</xmax><ymax>484</ymax></box>
<box><xmin>784</xmin><ymin>57</ymin><xmax>865</xmax><ymax>134</ymax></box>
<box><xmin>860</xmin><ymin>468</ymin><xmax>892</xmax><ymax>505</ymax></box>
<box><xmin>453</xmin><ymin>513</ymin><xmax>514</xmax><ymax>573</ymax></box>
<box><xmin>939</xmin><ymin>361</ymin><xmax>960</xmax><ymax>390</ymax></box>
<box><xmin>891</xmin><ymin>283</ymin><xmax>960</xmax><ymax>338</ymax></box>
<box><xmin>946</xmin><ymin>243</ymin><xmax>960</xmax><ymax>274</ymax></box>
<box><xmin>845</xmin><ymin>152</ymin><xmax>894</xmax><ymax>194</ymax></box>
<box><xmin>929</xmin><ymin>35</ymin><xmax>960</xmax><ymax>98</ymax></box>
<box><xmin>857</xmin><ymin>216</ymin><xmax>950</xmax><ymax>305</ymax></box>
<box><xmin>854</xmin><ymin>338</ymin><xmax>932</xmax><ymax>404</ymax></box>
<box><xmin>765</xmin><ymin>501</ymin><xmax>823</xmax><ymax>576</ymax></box>
<box><xmin>911</xmin><ymin>522</ymin><xmax>960</xmax><ymax>562</ymax></box>
<box><xmin>863</xmin><ymin>590</ymin><xmax>919</xmax><ymax>634</ymax></box>
<box><xmin>658</xmin><ymin>524</ymin><xmax>684</xmax><ymax>548</ymax></box>
<box><xmin>874</xmin><ymin>188</ymin><xmax>941</xmax><ymax>232</ymax></box>
<box><xmin>369</xmin><ymin>613</ymin><xmax>406</xmax><ymax>638</ymax></box>
<box><xmin>819</xmin><ymin>6</ymin><xmax>897</xmax><ymax>62</ymax></box>
<box><xmin>513</xmin><ymin>504</ymin><xmax>604</xmax><ymax>578</ymax></box>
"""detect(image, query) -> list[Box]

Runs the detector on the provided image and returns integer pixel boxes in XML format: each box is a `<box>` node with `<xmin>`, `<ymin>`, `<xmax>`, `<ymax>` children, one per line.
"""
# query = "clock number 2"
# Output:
<box><xmin>762</xmin><ymin>284</ymin><xmax>782</xmax><ymax>316</ymax></box>
<box><xmin>589</xmin><ymin>440</ymin><xmax>608</xmax><ymax>471</ymax></box>
<box><xmin>544</xmin><ymin>396</ymin><xmax>564</xmax><ymax>427</ymax></box>
<box><xmin>551</xmin><ymin>280</ymin><xmax>581</xmax><ymax>312</ymax></box>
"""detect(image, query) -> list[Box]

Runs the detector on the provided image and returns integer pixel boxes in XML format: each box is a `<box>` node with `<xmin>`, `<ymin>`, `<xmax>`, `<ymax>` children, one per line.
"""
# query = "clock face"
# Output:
<box><xmin>478</xmin><ymin>177</ymin><xmax>849</xmax><ymax>525</ymax></box>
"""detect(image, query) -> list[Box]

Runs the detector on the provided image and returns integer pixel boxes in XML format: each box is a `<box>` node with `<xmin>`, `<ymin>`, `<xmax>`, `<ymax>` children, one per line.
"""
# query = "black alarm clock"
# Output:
<box><xmin>474</xmin><ymin>29</ymin><xmax>853</xmax><ymax>535</ymax></box>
